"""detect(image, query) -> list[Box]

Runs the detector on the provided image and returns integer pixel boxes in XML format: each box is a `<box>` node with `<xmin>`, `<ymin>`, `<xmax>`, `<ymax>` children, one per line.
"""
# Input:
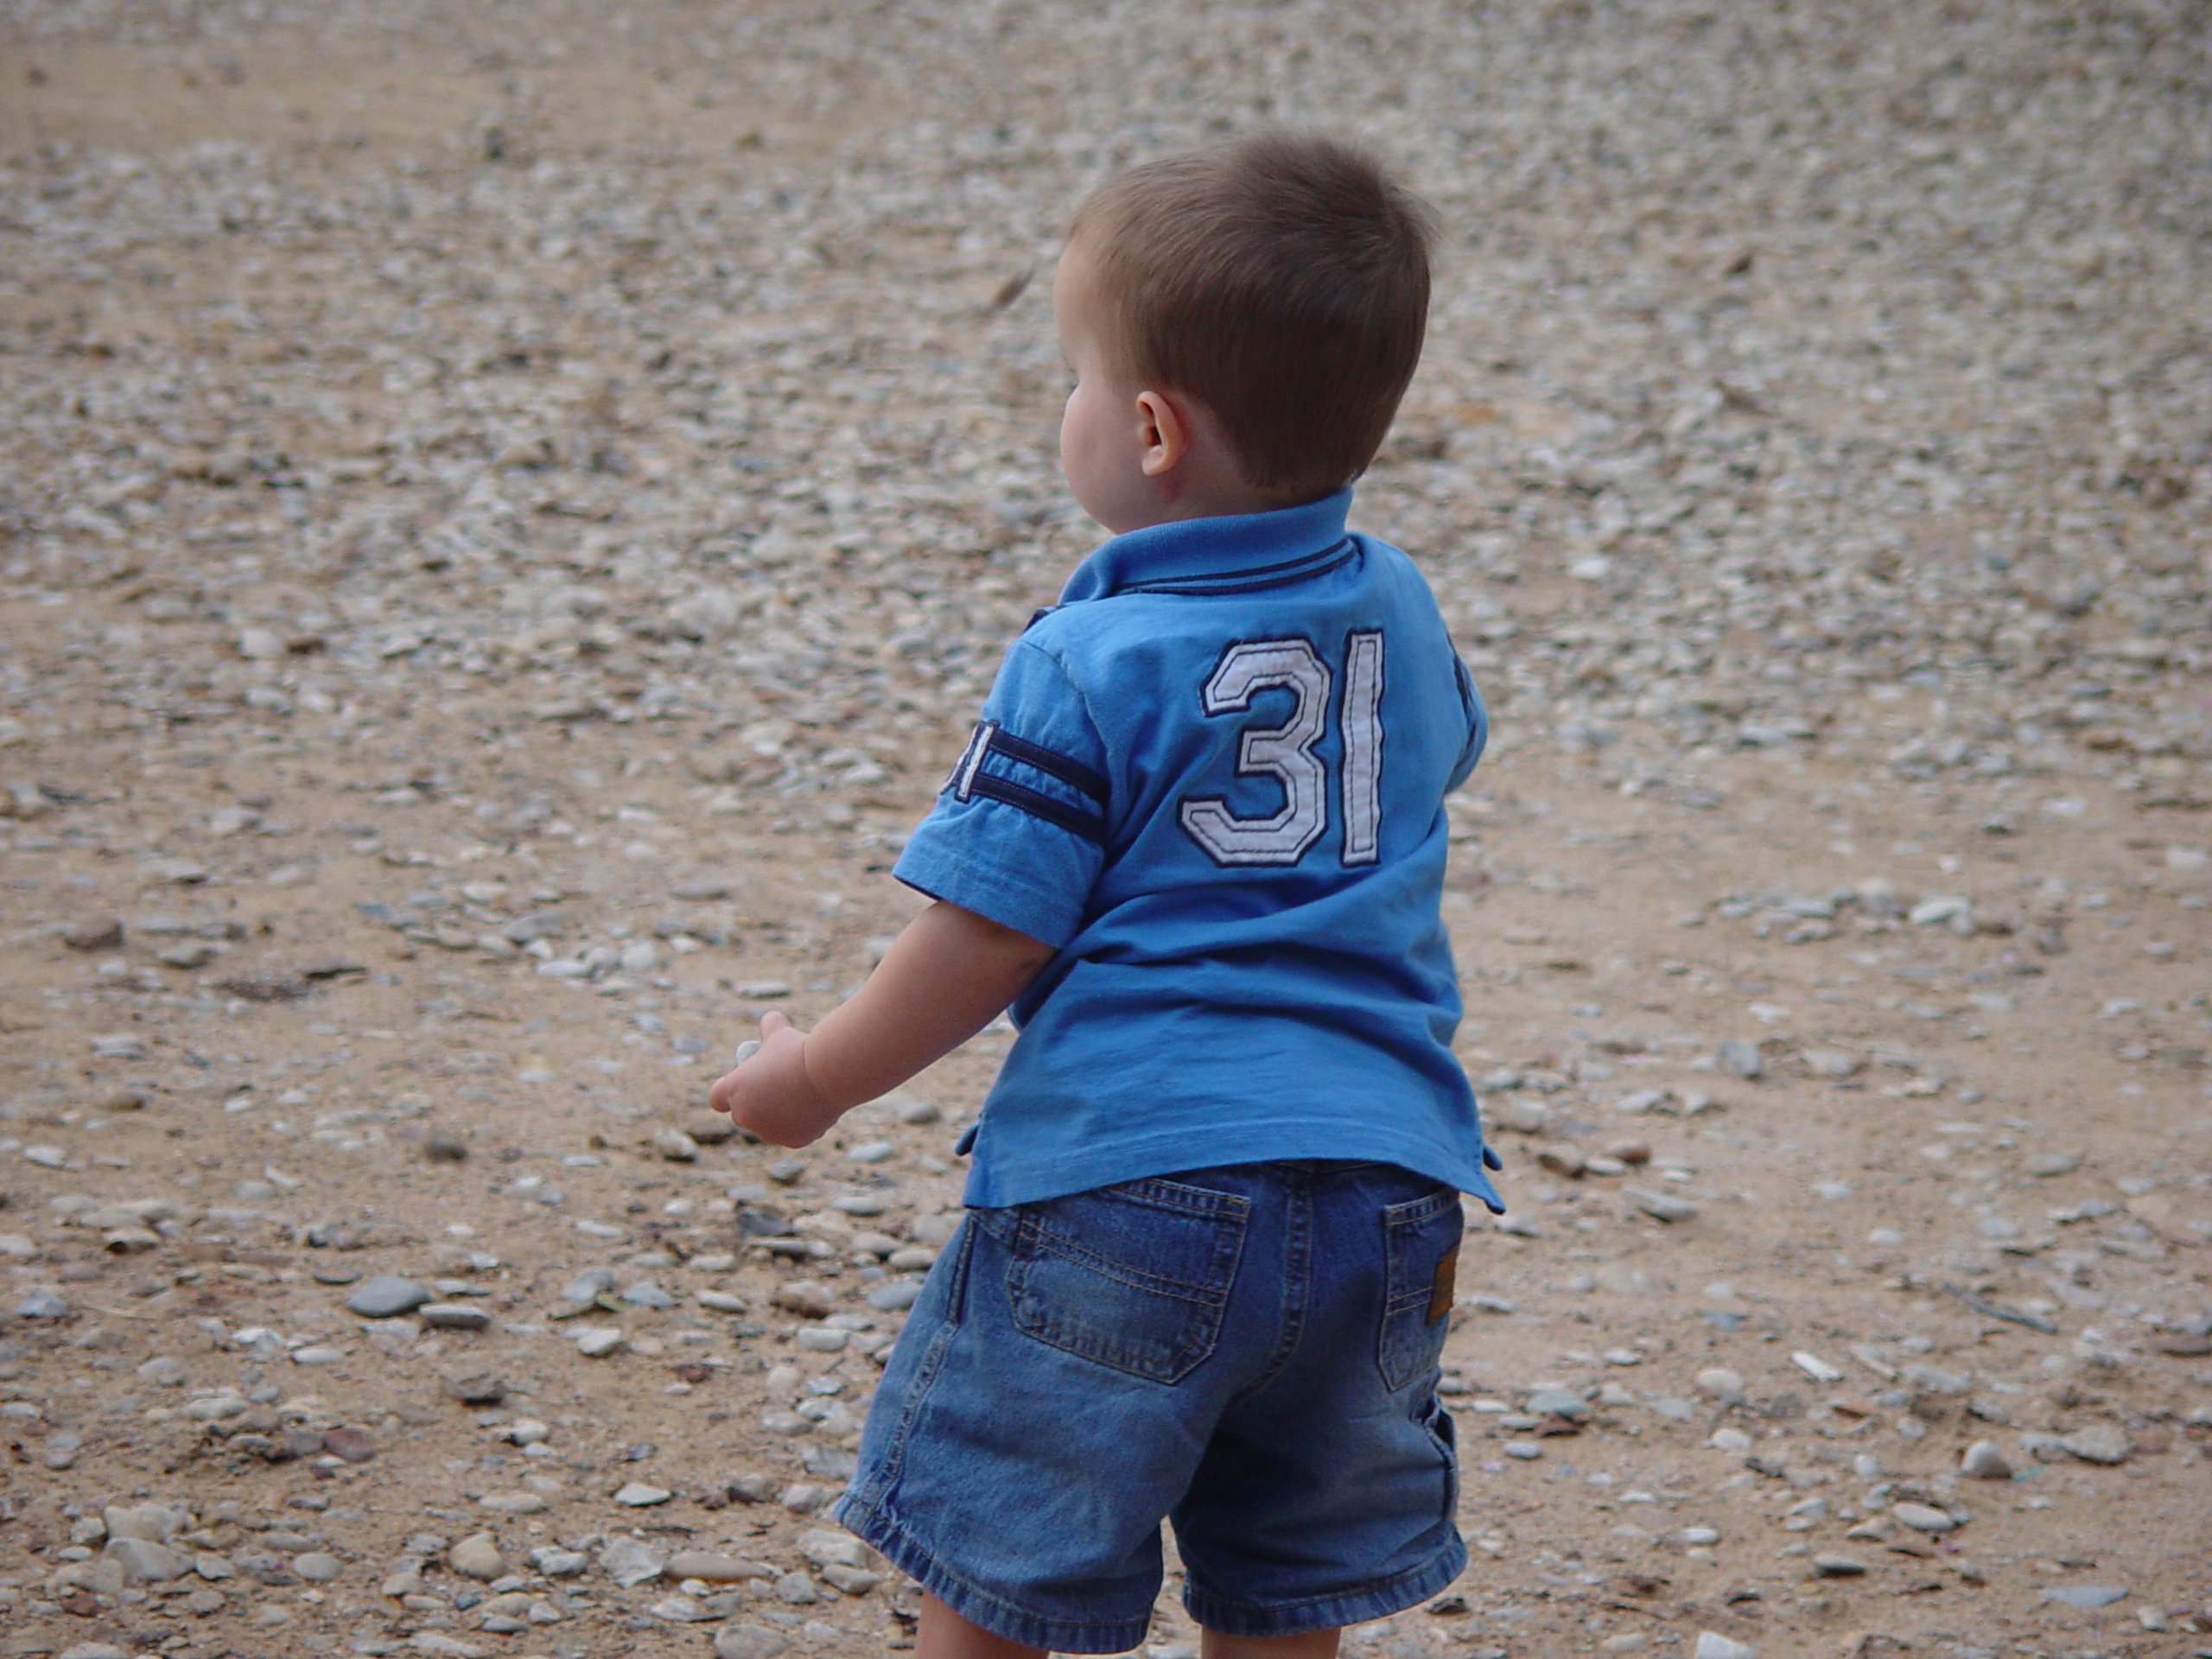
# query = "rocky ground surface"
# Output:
<box><xmin>2</xmin><ymin>3</ymin><xmax>2209</xmax><ymax>1657</ymax></box>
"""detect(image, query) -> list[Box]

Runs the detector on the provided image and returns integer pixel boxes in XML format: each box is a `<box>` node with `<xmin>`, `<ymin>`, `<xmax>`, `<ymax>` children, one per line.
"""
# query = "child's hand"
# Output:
<box><xmin>709</xmin><ymin>1011</ymin><xmax>842</xmax><ymax>1148</ymax></box>
<box><xmin>704</xmin><ymin>902</ymin><xmax>1047</xmax><ymax>1150</ymax></box>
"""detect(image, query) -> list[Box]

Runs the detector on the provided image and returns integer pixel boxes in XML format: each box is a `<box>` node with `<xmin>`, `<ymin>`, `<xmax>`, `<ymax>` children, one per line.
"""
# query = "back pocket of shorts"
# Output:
<box><xmin>997</xmin><ymin>1179</ymin><xmax>1249</xmax><ymax>1385</ymax></box>
<box><xmin>1377</xmin><ymin>1185</ymin><xmax>1465</xmax><ymax>1392</ymax></box>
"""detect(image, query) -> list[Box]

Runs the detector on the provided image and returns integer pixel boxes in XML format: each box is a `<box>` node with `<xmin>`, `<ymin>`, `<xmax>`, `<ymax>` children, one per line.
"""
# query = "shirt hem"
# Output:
<box><xmin>962</xmin><ymin>1125</ymin><xmax>1504</xmax><ymax>1214</ymax></box>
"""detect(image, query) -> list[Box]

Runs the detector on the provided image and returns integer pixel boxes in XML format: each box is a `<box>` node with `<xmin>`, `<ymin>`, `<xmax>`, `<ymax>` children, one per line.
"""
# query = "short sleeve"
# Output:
<box><xmin>1445</xmin><ymin>653</ymin><xmax>1488</xmax><ymax>793</ymax></box>
<box><xmin>892</xmin><ymin>637</ymin><xmax>1111</xmax><ymax>950</ymax></box>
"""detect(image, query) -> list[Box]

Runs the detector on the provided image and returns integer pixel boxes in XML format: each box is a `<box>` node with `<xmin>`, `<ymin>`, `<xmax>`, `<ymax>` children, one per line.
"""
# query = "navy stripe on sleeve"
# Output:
<box><xmin>984</xmin><ymin>728</ymin><xmax>1109</xmax><ymax>804</ymax></box>
<box><xmin>947</xmin><ymin>720</ymin><xmax>1111</xmax><ymax>843</ymax></box>
<box><xmin>965</xmin><ymin>774</ymin><xmax>1108</xmax><ymax>843</ymax></box>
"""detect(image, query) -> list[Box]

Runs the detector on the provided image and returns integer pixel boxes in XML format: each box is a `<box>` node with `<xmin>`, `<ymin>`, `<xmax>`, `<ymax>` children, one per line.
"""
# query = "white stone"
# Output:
<box><xmin>103</xmin><ymin>1503</ymin><xmax>188</xmax><ymax>1543</ymax></box>
<box><xmin>1892</xmin><ymin>1501</ymin><xmax>1957</xmax><ymax>1533</ymax></box>
<box><xmin>795</xmin><ymin>1529</ymin><xmax>868</xmax><ymax>1569</ymax></box>
<box><xmin>448</xmin><ymin>1533</ymin><xmax>505</xmax><ymax>1580</ymax></box>
<box><xmin>598</xmin><ymin>1535</ymin><xmax>665</xmax><ymax>1587</ymax></box>
<box><xmin>1961</xmin><ymin>1440</ymin><xmax>2013</xmax><ymax>1479</ymax></box>
<box><xmin>103</xmin><ymin>1537</ymin><xmax>188</xmax><ymax>1582</ymax></box>
<box><xmin>715</xmin><ymin>1628</ymin><xmax>791</xmax><ymax>1659</ymax></box>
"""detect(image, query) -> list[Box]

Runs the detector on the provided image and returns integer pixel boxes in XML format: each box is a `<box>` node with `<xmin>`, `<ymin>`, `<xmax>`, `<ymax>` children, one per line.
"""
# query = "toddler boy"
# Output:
<box><xmin>711</xmin><ymin>130</ymin><xmax>1503</xmax><ymax>1659</ymax></box>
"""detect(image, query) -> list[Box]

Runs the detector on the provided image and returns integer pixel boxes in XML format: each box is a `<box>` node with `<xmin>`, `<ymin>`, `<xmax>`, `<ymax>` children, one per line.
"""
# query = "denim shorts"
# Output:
<box><xmin>830</xmin><ymin>1160</ymin><xmax>1466</xmax><ymax>1653</ymax></box>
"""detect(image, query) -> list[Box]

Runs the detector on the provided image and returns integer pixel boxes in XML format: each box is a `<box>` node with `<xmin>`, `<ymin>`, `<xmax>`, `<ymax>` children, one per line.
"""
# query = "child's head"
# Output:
<box><xmin>1061</xmin><ymin>132</ymin><xmax>1434</xmax><ymax>517</ymax></box>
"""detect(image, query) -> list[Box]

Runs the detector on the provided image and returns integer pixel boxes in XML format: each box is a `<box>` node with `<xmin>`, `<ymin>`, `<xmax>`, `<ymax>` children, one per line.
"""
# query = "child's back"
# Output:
<box><xmin>904</xmin><ymin>493</ymin><xmax>1503</xmax><ymax>1210</ymax></box>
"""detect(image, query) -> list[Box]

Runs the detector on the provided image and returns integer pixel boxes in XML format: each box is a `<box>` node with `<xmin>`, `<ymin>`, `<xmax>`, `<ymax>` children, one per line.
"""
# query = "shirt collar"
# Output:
<box><xmin>1058</xmin><ymin>487</ymin><xmax>1354</xmax><ymax>604</ymax></box>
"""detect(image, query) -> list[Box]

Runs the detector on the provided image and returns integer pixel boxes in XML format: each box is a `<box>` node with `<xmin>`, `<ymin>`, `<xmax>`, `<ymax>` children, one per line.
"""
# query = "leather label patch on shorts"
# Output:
<box><xmin>1427</xmin><ymin>1249</ymin><xmax>1457</xmax><ymax>1324</ymax></box>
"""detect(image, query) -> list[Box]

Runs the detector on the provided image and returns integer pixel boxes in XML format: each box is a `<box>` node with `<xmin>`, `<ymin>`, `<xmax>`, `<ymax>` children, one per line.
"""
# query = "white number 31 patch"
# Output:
<box><xmin>1179</xmin><ymin>632</ymin><xmax>1384</xmax><ymax>868</ymax></box>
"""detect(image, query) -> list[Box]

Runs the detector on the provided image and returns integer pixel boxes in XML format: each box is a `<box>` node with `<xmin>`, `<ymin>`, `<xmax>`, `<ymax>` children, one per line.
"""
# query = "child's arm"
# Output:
<box><xmin>707</xmin><ymin>900</ymin><xmax>1057</xmax><ymax>1148</ymax></box>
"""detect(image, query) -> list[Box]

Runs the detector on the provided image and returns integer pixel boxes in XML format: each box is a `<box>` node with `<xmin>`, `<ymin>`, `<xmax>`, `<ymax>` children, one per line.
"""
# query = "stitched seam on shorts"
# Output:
<box><xmin>1381</xmin><ymin>1195</ymin><xmax>1457</xmax><ymax>1313</ymax></box>
<box><xmin>1007</xmin><ymin>1297</ymin><xmax>1217</xmax><ymax>1382</ymax></box>
<box><xmin>1382</xmin><ymin>1189</ymin><xmax>1458</xmax><ymax>1228</ymax></box>
<box><xmin>1007</xmin><ymin>1214</ymin><xmax>1242</xmax><ymax>1381</ymax></box>
<box><xmin>838</xmin><ymin>1491</ymin><xmax>1155</xmax><ymax>1643</ymax></box>
<box><xmin>1425</xmin><ymin>1403</ymin><xmax>1459</xmax><ymax>1526</ymax></box>
<box><xmin>1122</xmin><ymin>1177</ymin><xmax>1253</xmax><ymax>1217</ymax></box>
<box><xmin>1026</xmin><ymin>1230</ymin><xmax>1236</xmax><ymax>1303</ymax></box>
<box><xmin>873</xmin><ymin>1220</ymin><xmax>973</xmax><ymax>1493</ymax></box>
<box><xmin>1379</xmin><ymin>1199</ymin><xmax>1459</xmax><ymax>1391</ymax></box>
<box><xmin>1220</xmin><ymin>1172</ymin><xmax>1310</xmax><ymax>1412</ymax></box>
<box><xmin>1182</xmin><ymin>1535</ymin><xmax>1465</xmax><ymax>1624</ymax></box>
<box><xmin>1014</xmin><ymin>1185</ymin><xmax>1248</xmax><ymax>1300</ymax></box>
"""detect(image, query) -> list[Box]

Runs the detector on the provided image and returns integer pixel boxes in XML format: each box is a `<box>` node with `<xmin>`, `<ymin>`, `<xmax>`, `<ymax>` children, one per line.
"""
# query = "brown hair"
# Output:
<box><xmin>1067</xmin><ymin>131</ymin><xmax>1435</xmax><ymax>498</ymax></box>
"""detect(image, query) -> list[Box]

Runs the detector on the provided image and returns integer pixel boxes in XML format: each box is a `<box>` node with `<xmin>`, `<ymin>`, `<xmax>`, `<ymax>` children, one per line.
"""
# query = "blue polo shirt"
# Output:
<box><xmin>894</xmin><ymin>488</ymin><xmax>1503</xmax><ymax>1211</ymax></box>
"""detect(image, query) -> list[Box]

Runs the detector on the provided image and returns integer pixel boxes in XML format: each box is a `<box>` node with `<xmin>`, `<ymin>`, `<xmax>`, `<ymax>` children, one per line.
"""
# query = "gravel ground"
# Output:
<box><xmin>1</xmin><ymin>3</ymin><xmax>2209</xmax><ymax>1657</ymax></box>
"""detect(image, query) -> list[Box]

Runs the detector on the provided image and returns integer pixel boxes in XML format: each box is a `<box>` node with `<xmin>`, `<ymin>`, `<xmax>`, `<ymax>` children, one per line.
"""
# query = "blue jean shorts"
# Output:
<box><xmin>830</xmin><ymin>1160</ymin><xmax>1466</xmax><ymax>1653</ymax></box>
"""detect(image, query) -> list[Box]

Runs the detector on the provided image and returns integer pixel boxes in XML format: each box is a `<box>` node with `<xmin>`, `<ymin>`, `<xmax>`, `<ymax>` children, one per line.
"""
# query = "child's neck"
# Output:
<box><xmin>1110</xmin><ymin>477</ymin><xmax>1332</xmax><ymax>532</ymax></box>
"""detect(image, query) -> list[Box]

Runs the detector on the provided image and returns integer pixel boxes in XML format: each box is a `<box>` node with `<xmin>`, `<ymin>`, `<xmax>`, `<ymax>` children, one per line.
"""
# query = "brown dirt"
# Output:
<box><xmin>1</xmin><ymin>4</ymin><xmax>2208</xmax><ymax>1659</ymax></box>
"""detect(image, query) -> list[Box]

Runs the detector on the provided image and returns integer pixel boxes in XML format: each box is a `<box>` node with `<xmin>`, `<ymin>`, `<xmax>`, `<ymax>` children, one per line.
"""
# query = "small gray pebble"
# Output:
<box><xmin>346</xmin><ymin>1276</ymin><xmax>431</xmax><ymax>1319</ymax></box>
<box><xmin>562</xmin><ymin>1267</ymin><xmax>618</xmax><ymax>1303</ymax></box>
<box><xmin>2059</xmin><ymin>1424</ymin><xmax>2130</xmax><ymax>1465</ymax></box>
<box><xmin>1623</xmin><ymin>1185</ymin><xmax>1699</xmax><ymax>1224</ymax></box>
<box><xmin>1525</xmin><ymin>1389</ymin><xmax>1589</xmax><ymax>1421</ymax></box>
<box><xmin>715</xmin><ymin>1627</ymin><xmax>791</xmax><ymax>1659</ymax></box>
<box><xmin>1714</xmin><ymin>1039</ymin><xmax>1764</xmax><ymax>1078</ymax></box>
<box><xmin>416</xmin><ymin>1302</ymin><xmax>493</xmax><ymax>1331</ymax></box>
<box><xmin>2041</xmin><ymin>1585</ymin><xmax>2128</xmax><ymax>1609</ymax></box>
<box><xmin>1961</xmin><ymin>1440</ymin><xmax>2013</xmax><ymax>1480</ymax></box>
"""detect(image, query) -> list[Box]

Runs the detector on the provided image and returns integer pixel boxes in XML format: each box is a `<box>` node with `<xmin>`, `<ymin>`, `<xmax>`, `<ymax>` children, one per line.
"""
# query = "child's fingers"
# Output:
<box><xmin>718</xmin><ymin>1014</ymin><xmax>799</xmax><ymax>1127</ymax></box>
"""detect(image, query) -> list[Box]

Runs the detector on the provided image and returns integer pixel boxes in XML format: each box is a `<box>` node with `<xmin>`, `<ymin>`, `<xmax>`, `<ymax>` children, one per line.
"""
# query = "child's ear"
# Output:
<box><xmin>1135</xmin><ymin>389</ymin><xmax>1189</xmax><ymax>479</ymax></box>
